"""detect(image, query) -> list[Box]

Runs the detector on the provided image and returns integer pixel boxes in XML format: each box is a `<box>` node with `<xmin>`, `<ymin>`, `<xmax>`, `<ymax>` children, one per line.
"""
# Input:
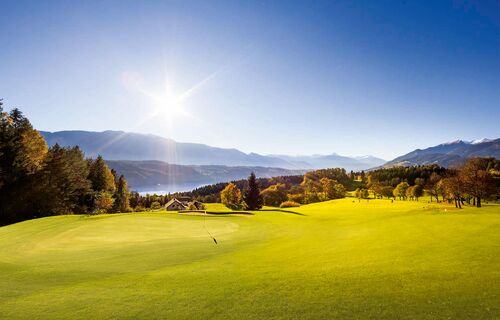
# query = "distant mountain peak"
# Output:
<box><xmin>471</xmin><ymin>138</ymin><xmax>492</xmax><ymax>145</ymax></box>
<box><xmin>438</xmin><ymin>138</ymin><xmax>494</xmax><ymax>146</ymax></box>
<box><xmin>441</xmin><ymin>139</ymin><xmax>467</xmax><ymax>145</ymax></box>
<box><xmin>381</xmin><ymin>138</ymin><xmax>499</xmax><ymax>168</ymax></box>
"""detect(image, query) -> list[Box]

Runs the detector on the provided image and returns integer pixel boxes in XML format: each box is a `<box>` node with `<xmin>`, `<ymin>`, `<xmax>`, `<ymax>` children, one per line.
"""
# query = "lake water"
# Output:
<box><xmin>132</xmin><ymin>183</ymin><xmax>211</xmax><ymax>195</ymax></box>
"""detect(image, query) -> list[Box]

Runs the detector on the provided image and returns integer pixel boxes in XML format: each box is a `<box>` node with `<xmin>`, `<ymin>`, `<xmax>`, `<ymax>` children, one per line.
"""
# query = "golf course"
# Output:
<box><xmin>0</xmin><ymin>198</ymin><xmax>498</xmax><ymax>319</ymax></box>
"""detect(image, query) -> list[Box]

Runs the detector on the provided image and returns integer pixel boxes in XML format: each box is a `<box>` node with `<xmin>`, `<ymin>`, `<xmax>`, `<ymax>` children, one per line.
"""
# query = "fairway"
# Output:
<box><xmin>0</xmin><ymin>199</ymin><xmax>499</xmax><ymax>319</ymax></box>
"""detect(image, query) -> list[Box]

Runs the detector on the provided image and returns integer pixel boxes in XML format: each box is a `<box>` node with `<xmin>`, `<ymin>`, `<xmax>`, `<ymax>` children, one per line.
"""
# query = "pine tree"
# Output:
<box><xmin>35</xmin><ymin>145</ymin><xmax>91</xmax><ymax>215</ymax></box>
<box><xmin>113</xmin><ymin>175</ymin><xmax>131</xmax><ymax>213</ymax></box>
<box><xmin>88</xmin><ymin>155</ymin><xmax>116</xmax><ymax>193</ymax></box>
<box><xmin>243</xmin><ymin>172</ymin><xmax>262</xmax><ymax>210</ymax></box>
<box><xmin>0</xmin><ymin>105</ymin><xmax>48</xmax><ymax>223</ymax></box>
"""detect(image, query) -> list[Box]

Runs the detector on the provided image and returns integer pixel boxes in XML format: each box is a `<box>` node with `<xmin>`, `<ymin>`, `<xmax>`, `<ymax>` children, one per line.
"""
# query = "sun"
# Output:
<box><xmin>151</xmin><ymin>87</ymin><xmax>187</xmax><ymax>118</ymax></box>
<box><xmin>123</xmin><ymin>69</ymin><xmax>219</xmax><ymax>129</ymax></box>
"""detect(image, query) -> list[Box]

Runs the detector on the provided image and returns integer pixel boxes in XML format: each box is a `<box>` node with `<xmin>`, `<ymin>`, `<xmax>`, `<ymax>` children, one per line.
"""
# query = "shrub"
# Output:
<box><xmin>280</xmin><ymin>201</ymin><xmax>300</xmax><ymax>208</ymax></box>
<box><xmin>89</xmin><ymin>209</ymin><xmax>108</xmax><ymax>215</ymax></box>
<box><xmin>134</xmin><ymin>205</ymin><xmax>147</xmax><ymax>212</ymax></box>
<box><xmin>226</xmin><ymin>203</ymin><xmax>243</xmax><ymax>210</ymax></box>
<box><xmin>150</xmin><ymin>201</ymin><xmax>162</xmax><ymax>210</ymax></box>
<box><xmin>304</xmin><ymin>192</ymin><xmax>321</xmax><ymax>204</ymax></box>
<box><xmin>288</xmin><ymin>193</ymin><xmax>305</xmax><ymax>204</ymax></box>
<box><xmin>93</xmin><ymin>191</ymin><xmax>115</xmax><ymax>213</ymax></box>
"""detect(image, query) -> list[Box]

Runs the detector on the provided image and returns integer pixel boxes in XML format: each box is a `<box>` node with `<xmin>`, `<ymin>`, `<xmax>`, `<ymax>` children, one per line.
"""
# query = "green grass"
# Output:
<box><xmin>0</xmin><ymin>198</ymin><xmax>499</xmax><ymax>319</ymax></box>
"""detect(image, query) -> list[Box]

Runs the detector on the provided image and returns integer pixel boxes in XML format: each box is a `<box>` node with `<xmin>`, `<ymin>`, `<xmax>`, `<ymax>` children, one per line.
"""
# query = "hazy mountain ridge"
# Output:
<box><xmin>381</xmin><ymin>138</ymin><xmax>500</xmax><ymax>168</ymax></box>
<box><xmin>271</xmin><ymin>154</ymin><xmax>386</xmax><ymax>171</ymax></box>
<box><xmin>40</xmin><ymin>130</ymin><xmax>385</xmax><ymax>170</ymax></box>
<box><xmin>40</xmin><ymin>130</ymin><xmax>295</xmax><ymax>168</ymax></box>
<box><xmin>106</xmin><ymin>160</ymin><xmax>305</xmax><ymax>191</ymax></box>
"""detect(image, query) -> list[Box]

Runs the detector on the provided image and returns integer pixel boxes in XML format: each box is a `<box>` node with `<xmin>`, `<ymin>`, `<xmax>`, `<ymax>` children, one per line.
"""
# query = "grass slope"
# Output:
<box><xmin>0</xmin><ymin>199</ymin><xmax>499</xmax><ymax>319</ymax></box>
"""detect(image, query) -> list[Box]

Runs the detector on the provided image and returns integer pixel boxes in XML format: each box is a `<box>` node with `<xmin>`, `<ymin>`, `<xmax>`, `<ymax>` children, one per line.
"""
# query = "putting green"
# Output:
<box><xmin>0</xmin><ymin>199</ymin><xmax>499</xmax><ymax>319</ymax></box>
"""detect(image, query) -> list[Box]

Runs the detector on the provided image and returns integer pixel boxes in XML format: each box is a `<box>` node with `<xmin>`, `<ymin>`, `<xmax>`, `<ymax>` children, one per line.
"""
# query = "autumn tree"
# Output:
<box><xmin>301</xmin><ymin>175</ymin><xmax>321</xmax><ymax>202</ymax></box>
<box><xmin>220</xmin><ymin>182</ymin><xmax>242</xmax><ymax>208</ymax></box>
<box><xmin>381</xmin><ymin>186</ymin><xmax>395</xmax><ymax>199</ymax></box>
<box><xmin>261</xmin><ymin>183</ymin><xmax>287</xmax><ymax>207</ymax></box>
<box><xmin>459</xmin><ymin>158</ymin><xmax>496</xmax><ymax>207</ymax></box>
<box><xmin>440</xmin><ymin>175</ymin><xmax>463</xmax><ymax>209</ymax></box>
<box><xmin>370</xmin><ymin>183</ymin><xmax>383</xmax><ymax>199</ymax></box>
<box><xmin>320</xmin><ymin>178</ymin><xmax>346</xmax><ymax>200</ymax></box>
<box><xmin>406</xmin><ymin>186</ymin><xmax>415</xmax><ymax>200</ymax></box>
<box><xmin>93</xmin><ymin>191</ymin><xmax>115</xmax><ymax>213</ymax></box>
<box><xmin>425</xmin><ymin>173</ymin><xmax>442</xmax><ymax>202</ymax></box>
<box><xmin>393</xmin><ymin>182</ymin><xmax>410</xmax><ymax>200</ymax></box>
<box><xmin>113</xmin><ymin>175</ymin><xmax>131</xmax><ymax>212</ymax></box>
<box><xmin>355</xmin><ymin>188</ymin><xmax>369</xmax><ymax>199</ymax></box>
<box><xmin>334</xmin><ymin>183</ymin><xmax>346</xmax><ymax>199</ymax></box>
<box><xmin>411</xmin><ymin>184</ymin><xmax>424</xmax><ymax>201</ymax></box>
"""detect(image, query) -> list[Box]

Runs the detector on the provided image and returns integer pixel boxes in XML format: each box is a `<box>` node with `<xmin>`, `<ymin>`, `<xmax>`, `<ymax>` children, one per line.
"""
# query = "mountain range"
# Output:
<box><xmin>40</xmin><ymin>130</ymin><xmax>499</xmax><ymax>191</ymax></box>
<box><xmin>40</xmin><ymin>130</ymin><xmax>386</xmax><ymax>170</ymax></box>
<box><xmin>106</xmin><ymin>160</ymin><xmax>304</xmax><ymax>193</ymax></box>
<box><xmin>270</xmin><ymin>154</ymin><xmax>386</xmax><ymax>171</ymax></box>
<box><xmin>380</xmin><ymin>138</ymin><xmax>500</xmax><ymax>168</ymax></box>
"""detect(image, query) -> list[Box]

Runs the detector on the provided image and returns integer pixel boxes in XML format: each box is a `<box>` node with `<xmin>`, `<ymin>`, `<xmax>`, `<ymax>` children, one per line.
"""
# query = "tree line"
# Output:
<box><xmin>2</xmin><ymin>101</ymin><xmax>497</xmax><ymax>224</ymax></box>
<box><xmin>0</xmin><ymin>102</ymin><xmax>132</xmax><ymax>225</ymax></box>
<box><xmin>188</xmin><ymin>168</ymin><xmax>352</xmax><ymax>208</ymax></box>
<box><xmin>184</xmin><ymin>161</ymin><xmax>499</xmax><ymax>210</ymax></box>
<box><xmin>365</xmin><ymin>160</ymin><xmax>499</xmax><ymax>208</ymax></box>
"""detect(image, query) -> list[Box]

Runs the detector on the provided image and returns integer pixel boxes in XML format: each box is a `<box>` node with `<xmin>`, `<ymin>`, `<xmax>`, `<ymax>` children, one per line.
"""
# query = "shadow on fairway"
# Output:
<box><xmin>259</xmin><ymin>209</ymin><xmax>306</xmax><ymax>216</ymax></box>
<box><xmin>181</xmin><ymin>210</ymin><xmax>254</xmax><ymax>215</ymax></box>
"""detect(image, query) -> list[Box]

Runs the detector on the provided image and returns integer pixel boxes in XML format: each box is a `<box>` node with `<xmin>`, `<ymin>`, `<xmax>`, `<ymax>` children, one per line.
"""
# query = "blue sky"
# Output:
<box><xmin>1</xmin><ymin>0</ymin><xmax>499</xmax><ymax>159</ymax></box>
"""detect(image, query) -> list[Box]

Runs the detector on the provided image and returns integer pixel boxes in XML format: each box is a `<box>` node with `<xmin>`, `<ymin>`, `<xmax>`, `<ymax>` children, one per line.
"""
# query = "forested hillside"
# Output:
<box><xmin>0</xmin><ymin>102</ymin><xmax>132</xmax><ymax>225</ymax></box>
<box><xmin>106</xmin><ymin>160</ymin><xmax>305</xmax><ymax>190</ymax></box>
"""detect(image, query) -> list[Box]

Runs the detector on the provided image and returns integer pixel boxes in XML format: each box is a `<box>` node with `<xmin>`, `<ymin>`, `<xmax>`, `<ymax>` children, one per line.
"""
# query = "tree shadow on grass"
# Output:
<box><xmin>180</xmin><ymin>209</ymin><xmax>307</xmax><ymax>216</ymax></box>
<box><xmin>181</xmin><ymin>210</ymin><xmax>253</xmax><ymax>216</ymax></box>
<box><xmin>259</xmin><ymin>209</ymin><xmax>307</xmax><ymax>216</ymax></box>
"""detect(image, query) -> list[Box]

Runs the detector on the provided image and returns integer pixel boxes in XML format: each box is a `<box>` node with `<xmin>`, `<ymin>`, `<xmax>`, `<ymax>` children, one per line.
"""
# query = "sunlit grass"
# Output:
<box><xmin>0</xmin><ymin>198</ymin><xmax>498</xmax><ymax>319</ymax></box>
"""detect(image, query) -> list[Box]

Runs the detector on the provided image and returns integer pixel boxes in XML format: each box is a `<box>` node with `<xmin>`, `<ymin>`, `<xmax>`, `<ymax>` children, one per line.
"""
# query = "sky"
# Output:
<box><xmin>1</xmin><ymin>0</ymin><xmax>499</xmax><ymax>160</ymax></box>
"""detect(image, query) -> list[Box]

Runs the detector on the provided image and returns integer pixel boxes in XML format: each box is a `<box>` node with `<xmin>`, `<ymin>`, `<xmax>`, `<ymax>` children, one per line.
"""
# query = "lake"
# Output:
<box><xmin>132</xmin><ymin>182</ymin><xmax>211</xmax><ymax>195</ymax></box>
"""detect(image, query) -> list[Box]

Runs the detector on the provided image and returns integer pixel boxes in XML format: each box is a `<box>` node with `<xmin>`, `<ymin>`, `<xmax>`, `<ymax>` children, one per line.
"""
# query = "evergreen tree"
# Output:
<box><xmin>113</xmin><ymin>175</ymin><xmax>131</xmax><ymax>212</ymax></box>
<box><xmin>88</xmin><ymin>155</ymin><xmax>116</xmax><ymax>193</ymax></box>
<box><xmin>35</xmin><ymin>145</ymin><xmax>91</xmax><ymax>215</ymax></box>
<box><xmin>110</xmin><ymin>168</ymin><xmax>118</xmax><ymax>182</ymax></box>
<box><xmin>243</xmin><ymin>172</ymin><xmax>262</xmax><ymax>210</ymax></box>
<box><xmin>0</xmin><ymin>105</ymin><xmax>48</xmax><ymax>224</ymax></box>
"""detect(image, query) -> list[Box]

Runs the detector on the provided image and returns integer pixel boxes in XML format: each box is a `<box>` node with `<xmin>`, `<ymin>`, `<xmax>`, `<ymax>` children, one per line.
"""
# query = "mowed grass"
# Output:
<box><xmin>0</xmin><ymin>199</ymin><xmax>499</xmax><ymax>319</ymax></box>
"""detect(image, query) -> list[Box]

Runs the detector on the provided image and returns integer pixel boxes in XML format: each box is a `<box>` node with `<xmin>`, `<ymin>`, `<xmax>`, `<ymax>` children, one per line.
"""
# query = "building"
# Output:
<box><xmin>165</xmin><ymin>197</ymin><xmax>204</xmax><ymax>211</ymax></box>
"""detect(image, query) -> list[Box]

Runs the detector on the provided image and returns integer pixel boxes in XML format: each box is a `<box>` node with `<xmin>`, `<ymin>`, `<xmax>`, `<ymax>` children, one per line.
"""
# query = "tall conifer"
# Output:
<box><xmin>243</xmin><ymin>172</ymin><xmax>262</xmax><ymax>210</ymax></box>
